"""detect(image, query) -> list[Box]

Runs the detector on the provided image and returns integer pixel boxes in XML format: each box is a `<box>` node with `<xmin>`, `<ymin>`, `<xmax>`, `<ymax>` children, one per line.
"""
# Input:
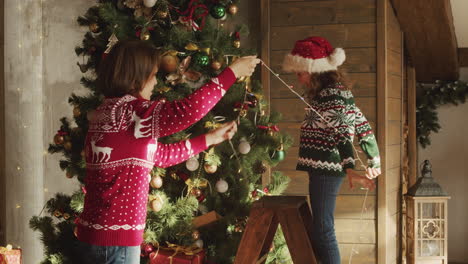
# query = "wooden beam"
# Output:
<box><xmin>459</xmin><ymin>48</ymin><xmax>468</xmax><ymax>67</ymax></box>
<box><xmin>377</xmin><ymin>0</ymin><xmax>388</xmax><ymax>263</ymax></box>
<box><xmin>391</xmin><ymin>0</ymin><xmax>459</xmax><ymax>82</ymax></box>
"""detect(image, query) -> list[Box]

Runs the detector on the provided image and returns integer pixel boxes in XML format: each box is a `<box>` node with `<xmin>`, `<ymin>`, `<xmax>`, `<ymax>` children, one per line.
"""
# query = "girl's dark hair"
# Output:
<box><xmin>307</xmin><ymin>70</ymin><xmax>351</xmax><ymax>99</ymax></box>
<box><xmin>97</xmin><ymin>40</ymin><xmax>160</xmax><ymax>97</ymax></box>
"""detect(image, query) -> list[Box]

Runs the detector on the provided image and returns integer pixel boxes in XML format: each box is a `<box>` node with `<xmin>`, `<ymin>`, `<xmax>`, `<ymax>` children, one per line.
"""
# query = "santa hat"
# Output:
<box><xmin>282</xmin><ymin>36</ymin><xmax>346</xmax><ymax>73</ymax></box>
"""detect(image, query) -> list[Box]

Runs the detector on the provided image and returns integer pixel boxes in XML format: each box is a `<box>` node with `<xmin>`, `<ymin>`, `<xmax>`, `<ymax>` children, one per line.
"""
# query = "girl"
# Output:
<box><xmin>75</xmin><ymin>40</ymin><xmax>260</xmax><ymax>264</ymax></box>
<box><xmin>283</xmin><ymin>36</ymin><xmax>381</xmax><ymax>263</ymax></box>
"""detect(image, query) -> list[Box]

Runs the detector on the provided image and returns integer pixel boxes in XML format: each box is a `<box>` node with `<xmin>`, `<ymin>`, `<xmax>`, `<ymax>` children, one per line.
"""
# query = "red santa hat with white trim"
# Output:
<box><xmin>282</xmin><ymin>36</ymin><xmax>346</xmax><ymax>73</ymax></box>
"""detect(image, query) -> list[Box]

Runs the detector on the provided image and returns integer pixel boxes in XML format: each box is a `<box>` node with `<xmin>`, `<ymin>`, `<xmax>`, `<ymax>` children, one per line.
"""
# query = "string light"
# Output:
<box><xmin>15</xmin><ymin>204</ymin><xmax>21</xmax><ymax>209</ymax></box>
<box><xmin>16</xmin><ymin>166</ymin><xmax>21</xmax><ymax>171</ymax></box>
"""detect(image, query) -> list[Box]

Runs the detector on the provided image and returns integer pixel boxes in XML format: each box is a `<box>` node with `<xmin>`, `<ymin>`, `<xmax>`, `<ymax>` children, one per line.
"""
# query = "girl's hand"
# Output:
<box><xmin>365</xmin><ymin>167</ymin><xmax>381</xmax><ymax>179</ymax></box>
<box><xmin>346</xmin><ymin>168</ymin><xmax>376</xmax><ymax>191</ymax></box>
<box><xmin>229</xmin><ymin>56</ymin><xmax>261</xmax><ymax>78</ymax></box>
<box><xmin>205</xmin><ymin>121</ymin><xmax>238</xmax><ymax>147</ymax></box>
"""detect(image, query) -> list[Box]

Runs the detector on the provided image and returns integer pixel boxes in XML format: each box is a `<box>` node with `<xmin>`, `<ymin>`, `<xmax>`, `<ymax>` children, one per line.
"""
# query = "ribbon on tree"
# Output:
<box><xmin>257</xmin><ymin>125</ymin><xmax>279</xmax><ymax>133</ymax></box>
<box><xmin>172</xmin><ymin>0</ymin><xmax>209</xmax><ymax>31</ymax></box>
<box><xmin>150</xmin><ymin>242</ymin><xmax>203</xmax><ymax>264</ymax></box>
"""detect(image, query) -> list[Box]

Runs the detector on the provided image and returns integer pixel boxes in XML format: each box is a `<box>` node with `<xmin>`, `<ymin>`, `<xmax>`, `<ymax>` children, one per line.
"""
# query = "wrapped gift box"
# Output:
<box><xmin>149</xmin><ymin>247</ymin><xmax>204</xmax><ymax>264</ymax></box>
<box><xmin>0</xmin><ymin>246</ymin><xmax>21</xmax><ymax>264</ymax></box>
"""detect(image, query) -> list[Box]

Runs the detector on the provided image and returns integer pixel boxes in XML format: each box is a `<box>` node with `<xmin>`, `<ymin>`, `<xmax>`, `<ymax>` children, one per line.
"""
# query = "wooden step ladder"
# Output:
<box><xmin>234</xmin><ymin>196</ymin><xmax>317</xmax><ymax>264</ymax></box>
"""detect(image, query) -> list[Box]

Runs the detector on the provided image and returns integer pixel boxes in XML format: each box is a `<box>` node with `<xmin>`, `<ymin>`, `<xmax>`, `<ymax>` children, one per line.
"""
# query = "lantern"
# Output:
<box><xmin>406</xmin><ymin>160</ymin><xmax>450</xmax><ymax>264</ymax></box>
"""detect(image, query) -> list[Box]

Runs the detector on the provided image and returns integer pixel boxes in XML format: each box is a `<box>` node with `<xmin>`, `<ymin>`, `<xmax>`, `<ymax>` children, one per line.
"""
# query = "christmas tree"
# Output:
<box><xmin>30</xmin><ymin>0</ymin><xmax>293</xmax><ymax>263</ymax></box>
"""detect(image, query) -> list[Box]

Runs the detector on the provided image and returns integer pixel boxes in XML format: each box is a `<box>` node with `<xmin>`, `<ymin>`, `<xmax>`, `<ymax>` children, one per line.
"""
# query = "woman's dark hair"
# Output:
<box><xmin>307</xmin><ymin>70</ymin><xmax>351</xmax><ymax>99</ymax></box>
<box><xmin>97</xmin><ymin>40</ymin><xmax>160</xmax><ymax>97</ymax></box>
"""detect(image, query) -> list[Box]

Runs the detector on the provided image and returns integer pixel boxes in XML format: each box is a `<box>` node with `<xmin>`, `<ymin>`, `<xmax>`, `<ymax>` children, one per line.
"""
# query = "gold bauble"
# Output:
<box><xmin>150</xmin><ymin>198</ymin><xmax>163</xmax><ymax>212</ymax></box>
<box><xmin>140</xmin><ymin>31</ymin><xmax>151</xmax><ymax>41</ymax></box>
<box><xmin>161</xmin><ymin>55</ymin><xmax>179</xmax><ymax>73</ymax></box>
<box><xmin>157</xmin><ymin>10</ymin><xmax>169</xmax><ymax>19</ymax></box>
<box><xmin>66</xmin><ymin>172</ymin><xmax>73</xmax><ymax>179</ymax></box>
<box><xmin>191</xmin><ymin>188</ymin><xmax>202</xmax><ymax>197</ymax></box>
<box><xmin>63</xmin><ymin>213</ymin><xmax>71</xmax><ymax>220</ymax></box>
<box><xmin>54</xmin><ymin>134</ymin><xmax>65</xmax><ymax>145</ymax></box>
<box><xmin>228</xmin><ymin>4</ymin><xmax>238</xmax><ymax>15</ymax></box>
<box><xmin>204</xmin><ymin>163</ymin><xmax>218</xmax><ymax>174</ymax></box>
<box><xmin>64</xmin><ymin>141</ymin><xmax>73</xmax><ymax>151</ymax></box>
<box><xmin>233</xmin><ymin>39</ymin><xmax>241</xmax><ymax>49</ymax></box>
<box><xmin>53</xmin><ymin>210</ymin><xmax>62</xmax><ymax>218</ymax></box>
<box><xmin>150</xmin><ymin>175</ymin><xmax>163</xmax><ymax>189</ymax></box>
<box><xmin>239</xmin><ymin>109</ymin><xmax>247</xmax><ymax>118</ymax></box>
<box><xmin>211</xmin><ymin>61</ymin><xmax>222</xmax><ymax>71</ymax></box>
<box><xmin>73</xmin><ymin>106</ymin><xmax>81</xmax><ymax>118</ymax></box>
<box><xmin>89</xmin><ymin>23</ymin><xmax>100</xmax><ymax>33</ymax></box>
<box><xmin>192</xmin><ymin>230</ymin><xmax>200</xmax><ymax>240</ymax></box>
<box><xmin>185</xmin><ymin>43</ymin><xmax>199</xmax><ymax>51</ymax></box>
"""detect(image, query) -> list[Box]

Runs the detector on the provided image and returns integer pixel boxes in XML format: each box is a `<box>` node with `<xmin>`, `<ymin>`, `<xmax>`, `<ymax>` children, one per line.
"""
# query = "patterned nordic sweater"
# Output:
<box><xmin>76</xmin><ymin>68</ymin><xmax>236</xmax><ymax>246</ymax></box>
<box><xmin>297</xmin><ymin>84</ymin><xmax>381</xmax><ymax>177</ymax></box>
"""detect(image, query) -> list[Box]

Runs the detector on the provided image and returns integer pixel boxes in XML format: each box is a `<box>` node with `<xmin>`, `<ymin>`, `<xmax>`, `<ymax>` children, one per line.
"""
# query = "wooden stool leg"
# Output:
<box><xmin>234</xmin><ymin>208</ymin><xmax>279</xmax><ymax>264</ymax></box>
<box><xmin>277</xmin><ymin>206</ymin><xmax>317</xmax><ymax>264</ymax></box>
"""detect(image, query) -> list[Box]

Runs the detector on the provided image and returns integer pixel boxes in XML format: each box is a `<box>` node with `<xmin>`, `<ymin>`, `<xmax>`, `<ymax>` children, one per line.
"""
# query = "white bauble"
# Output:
<box><xmin>215</xmin><ymin>179</ymin><xmax>229</xmax><ymax>193</ymax></box>
<box><xmin>194</xmin><ymin>239</ymin><xmax>204</xmax><ymax>248</ymax></box>
<box><xmin>150</xmin><ymin>175</ymin><xmax>163</xmax><ymax>189</ymax></box>
<box><xmin>150</xmin><ymin>199</ymin><xmax>163</xmax><ymax>212</ymax></box>
<box><xmin>238</xmin><ymin>139</ymin><xmax>251</xmax><ymax>154</ymax></box>
<box><xmin>186</xmin><ymin>158</ymin><xmax>200</xmax><ymax>171</ymax></box>
<box><xmin>143</xmin><ymin>0</ymin><xmax>158</xmax><ymax>8</ymax></box>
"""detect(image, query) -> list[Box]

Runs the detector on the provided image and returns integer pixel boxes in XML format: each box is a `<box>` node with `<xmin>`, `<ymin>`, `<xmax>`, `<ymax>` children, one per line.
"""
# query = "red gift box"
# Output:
<box><xmin>149</xmin><ymin>245</ymin><xmax>204</xmax><ymax>264</ymax></box>
<box><xmin>0</xmin><ymin>246</ymin><xmax>21</xmax><ymax>264</ymax></box>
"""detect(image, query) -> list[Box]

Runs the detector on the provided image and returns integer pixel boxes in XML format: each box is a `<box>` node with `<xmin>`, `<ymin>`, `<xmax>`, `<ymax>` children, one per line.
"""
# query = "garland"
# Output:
<box><xmin>417</xmin><ymin>80</ymin><xmax>468</xmax><ymax>148</ymax></box>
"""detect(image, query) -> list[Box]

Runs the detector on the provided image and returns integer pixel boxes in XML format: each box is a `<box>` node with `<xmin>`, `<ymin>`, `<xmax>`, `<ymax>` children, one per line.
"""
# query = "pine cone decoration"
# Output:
<box><xmin>254</xmin><ymin>161</ymin><xmax>267</xmax><ymax>174</ymax></box>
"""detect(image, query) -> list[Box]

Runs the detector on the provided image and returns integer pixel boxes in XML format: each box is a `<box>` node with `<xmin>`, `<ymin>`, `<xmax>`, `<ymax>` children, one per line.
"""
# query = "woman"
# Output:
<box><xmin>283</xmin><ymin>36</ymin><xmax>381</xmax><ymax>263</ymax></box>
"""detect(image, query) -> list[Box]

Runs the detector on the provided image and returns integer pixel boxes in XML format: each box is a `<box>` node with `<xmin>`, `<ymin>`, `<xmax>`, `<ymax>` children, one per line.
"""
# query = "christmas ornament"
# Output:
<box><xmin>247</xmin><ymin>93</ymin><xmax>259</xmax><ymax>108</ymax></box>
<box><xmin>160</xmin><ymin>53</ymin><xmax>179</xmax><ymax>73</ymax></box>
<box><xmin>89</xmin><ymin>23</ymin><xmax>100</xmax><ymax>33</ymax></box>
<box><xmin>193</xmin><ymin>52</ymin><xmax>210</xmax><ymax>67</ymax></box>
<box><xmin>233</xmin><ymin>39</ymin><xmax>241</xmax><ymax>49</ymax></box>
<box><xmin>251</xmin><ymin>190</ymin><xmax>260</xmax><ymax>201</ymax></box>
<box><xmin>210</xmin><ymin>4</ymin><xmax>226</xmax><ymax>19</ymax></box>
<box><xmin>144</xmin><ymin>243</ymin><xmax>154</xmax><ymax>254</ymax></box>
<box><xmin>190</xmin><ymin>188</ymin><xmax>202</xmax><ymax>198</ymax></box>
<box><xmin>124</xmin><ymin>0</ymin><xmax>142</xmax><ymax>9</ymax></box>
<box><xmin>64</xmin><ymin>141</ymin><xmax>73</xmax><ymax>151</ymax></box>
<box><xmin>63</xmin><ymin>213</ymin><xmax>71</xmax><ymax>220</ymax></box>
<box><xmin>211</xmin><ymin>60</ymin><xmax>222</xmax><ymax>71</ymax></box>
<box><xmin>54</xmin><ymin>134</ymin><xmax>65</xmax><ymax>145</ymax></box>
<box><xmin>227</xmin><ymin>3</ymin><xmax>238</xmax><ymax>15</ymax></box>
<box><xmin>215</xmin><ymin>179</ymin><xmax>228</xmax><ymax>193</ymax></box>
<box><xmin>105</xmin><ymin>33</ymin><xmax>119</xmax><ymax>54</ymax></box>
<box><xmin>73</xmin><ymin>106</ymin><xmax>81</xmax><ymax>117</ymax></box>
<box><xmin>271</xmin><ymin>145</ymin><xmax>285</xmax><ymax>162</ymax></box>
<box><xmin>66</xmin><ymin>172</ymin><xmax>73</xmax><ymax>179</ymax></box>
<box><xmin>143</xmin><ymin>0</ymin><xmax>157</xmax><ymax>8</ymax></box>
<box><xmin>192</xmin><ymin>230</ymin><xmax>200</xmax><ymax>240</ymax></box>
<box><xmin>150</xmin><ymin>175</ymin><xmax>163</xmax><ymax>188</ymax></box>
<box><xmin>204</xmin><ymin>163</ymin><xmax>217</xmax><ymax>174</ymax></box>
<box><xmin>254</xmin><ymin>161</ymin><xmax>267</xmax><ymax>174</ymax></box>
<box><xmin>157</xmin><ymin>9</ymin><xmax>169</xmax><ymax>19</ymax></box>
<box><xmin>185</xmin><ymin>43</ymin><xmax>199</xmax><ymax>51</ymax></box>
<box><xmin>186</xmin><ymin>157</ymin><xmax>200</xmax><ymax>171</ymax></box>
<box><xmin>53</xmin><ymin>210</ymin><xmax>62</xmax><ymax>218</ymax></box>
<box><xmin>194</xmin><ymin>239</ymin><xmax>204</xmax><ymax>248</ymax></box>
<box><xmin>140</xmin><ymin>30</ymin><xmax>151</xmax><ymax>41</ymax></box>
<box><xmin>238</xmin><ymin>138</ymin><xmax>251</xmax><ymax>154</ymax></box>
<box><xmin>150</xmin><ymin>197</ymin><xmax>163</xmax><ymax>212</ymax></box>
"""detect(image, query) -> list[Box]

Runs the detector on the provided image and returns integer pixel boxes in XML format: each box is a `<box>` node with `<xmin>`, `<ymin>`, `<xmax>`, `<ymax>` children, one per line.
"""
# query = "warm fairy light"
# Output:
<box><xmin>15</xmin><ymin>204</ymin><xmax>21</xmax><ymax>209</ymax></box>
<box><xmin>16</xmin><ymin>166</ymin><xmax>21</xmax><ymax>171</ymax></box>
<box><xmin>18</xmin><ymin>43</ymin><xmax>22</xmax><ymax>49</ymax></box>
<box><xmin>44</xmin><ymin>188</ymin><xmax>48</xmax><ymax>193</ymax></box>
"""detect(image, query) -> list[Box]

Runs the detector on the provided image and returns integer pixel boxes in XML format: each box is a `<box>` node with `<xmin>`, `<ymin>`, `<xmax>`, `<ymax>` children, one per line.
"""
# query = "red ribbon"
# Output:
<box><xmin>257</xmin><ymin>125</ymin><xmax>280</xmax><ymax>132</ymax></box>
<box><xmin>172</xmin><ymin>0</ymin><xmax>209</xmax><ymax>31</ymax></box>
<box><xmin>234</xmin><ymin>102</ymin><xmax>250</xmax><ymax>110</ymax></box>
<box><xmin>178</xmin><ymin>172</ymin><xmax>189</xmax><ymax>182</ymax></box>
<box><xmin>235</xmin><ymin>31</ymin><xmax>240</xmax><ymax>40</ymax></box>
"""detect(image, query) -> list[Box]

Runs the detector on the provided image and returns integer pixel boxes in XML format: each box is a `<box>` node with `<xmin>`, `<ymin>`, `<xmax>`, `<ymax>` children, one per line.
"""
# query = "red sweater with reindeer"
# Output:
<box><xmin>76</xmin><ymin>68</ymin><xmax>236</xmax><ymax>246</ymax></box>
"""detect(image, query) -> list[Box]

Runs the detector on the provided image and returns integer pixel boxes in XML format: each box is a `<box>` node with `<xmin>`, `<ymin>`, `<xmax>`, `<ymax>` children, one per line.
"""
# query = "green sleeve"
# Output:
<box><xmin>354</xmin><ymin>106</ymin><xmax>381</xmax><ymax>168</ymax></box>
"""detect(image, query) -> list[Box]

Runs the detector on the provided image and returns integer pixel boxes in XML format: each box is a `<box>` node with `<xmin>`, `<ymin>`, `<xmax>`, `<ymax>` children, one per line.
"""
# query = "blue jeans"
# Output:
<box><xmin>308</xmin><ymin>173</ymin><xmax>344</xmax><ymax>264</ymax></box>
<box><xmin>76</xmin><ymin>240</ymin><xmax>141</xmax><ymax>264</ymax></box>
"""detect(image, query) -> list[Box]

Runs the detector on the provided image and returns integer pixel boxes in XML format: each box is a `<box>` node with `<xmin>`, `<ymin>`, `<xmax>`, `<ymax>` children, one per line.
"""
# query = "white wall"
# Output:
<box><xmin>418</xmin><ymin>68</ymin><xmax>468</xmax><ymax>263</ymax></box>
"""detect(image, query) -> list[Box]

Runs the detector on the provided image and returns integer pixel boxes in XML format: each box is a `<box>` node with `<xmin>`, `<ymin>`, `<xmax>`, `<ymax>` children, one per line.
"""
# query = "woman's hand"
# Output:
<box><xmin>229</xmin><ymin>56</ymin><xmax>261</xmax><ymax>78</ymax></box>
<box><xmin>346</xmin><ymin>168</ymin><xmax>376</xmax><ymax>191</ymax></box>
<box><xmin>365</xmin><ymin>167</ymin><xmax>381</xmax><ymax>179</ymax></box>
<box><xmin>205</xmin><ymin>121</ymin><xmax>238</xmax><ymax>147</ymax></box>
